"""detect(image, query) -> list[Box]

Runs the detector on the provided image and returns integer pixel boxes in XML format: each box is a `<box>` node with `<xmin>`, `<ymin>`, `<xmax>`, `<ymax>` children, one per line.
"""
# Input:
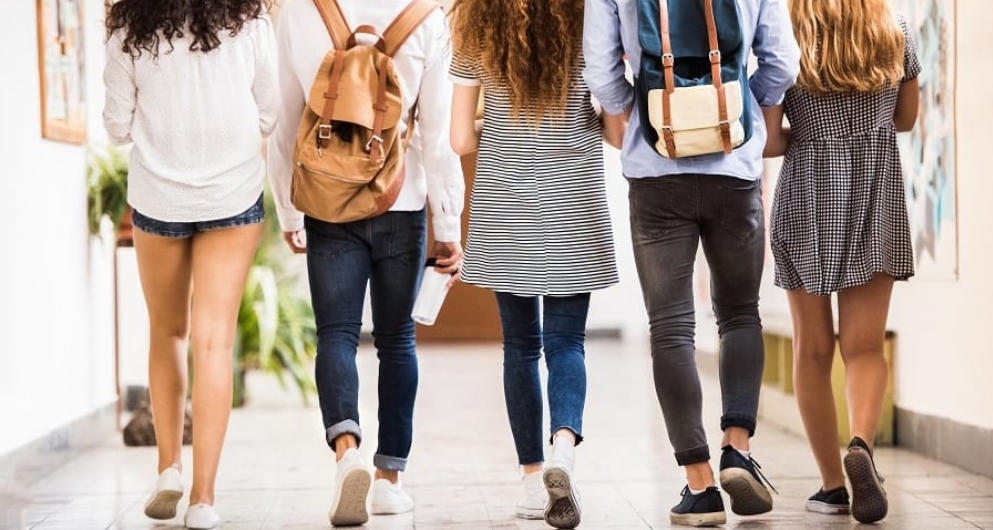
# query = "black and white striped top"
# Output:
<box><xmin>450</xmin><ymin>50</ymin><xmax>618</xmax><ymax>296</ymax></box>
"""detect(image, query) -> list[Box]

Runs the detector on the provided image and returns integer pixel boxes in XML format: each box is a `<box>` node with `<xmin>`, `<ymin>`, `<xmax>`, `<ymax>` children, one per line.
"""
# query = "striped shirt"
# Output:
<box><xmin>450</xmin><ymin>50</ymin><xmax>618</xmax><ymax>296</ymax></box>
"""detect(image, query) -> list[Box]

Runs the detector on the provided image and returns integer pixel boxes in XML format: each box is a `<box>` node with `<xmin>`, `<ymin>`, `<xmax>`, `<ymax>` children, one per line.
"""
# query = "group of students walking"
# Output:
<box><xmin>101</xmin><ymin>0</ymin><xmax>921</xmax><ymax>527</ymax></box>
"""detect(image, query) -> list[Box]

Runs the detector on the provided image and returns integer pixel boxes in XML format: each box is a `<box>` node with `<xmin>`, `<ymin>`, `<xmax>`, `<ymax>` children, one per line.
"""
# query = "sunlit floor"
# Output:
<box><xmin>4</xmin><ymin>340</ymin><xmax>993</xmax><ymax>529</ymax></box>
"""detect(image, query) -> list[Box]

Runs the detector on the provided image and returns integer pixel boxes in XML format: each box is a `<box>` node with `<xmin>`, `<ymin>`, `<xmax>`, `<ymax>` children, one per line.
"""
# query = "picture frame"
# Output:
<box><xmin>36</xmin><ymin>0</ymin><xmax>87</xmax><ymax>144</ymax></box>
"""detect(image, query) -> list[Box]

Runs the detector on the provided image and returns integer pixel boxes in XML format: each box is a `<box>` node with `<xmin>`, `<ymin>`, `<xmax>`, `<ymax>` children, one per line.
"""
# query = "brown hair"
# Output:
<box><xmin>448</xmin><ymin>0</ymin><xmax>582</xmax><ymax>123</ymax></box>
<box><xmin>789</xmin><ymin>0</ymin><xmax>905</xmax><ymax>96</ymax></box>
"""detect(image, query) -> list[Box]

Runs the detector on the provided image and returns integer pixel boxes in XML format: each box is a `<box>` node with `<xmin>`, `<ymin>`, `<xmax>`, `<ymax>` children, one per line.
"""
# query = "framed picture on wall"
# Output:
<box><xmin>36</xmin><ymin>0</ymin><xmax>87</xmax><ymax>144</ymax></box>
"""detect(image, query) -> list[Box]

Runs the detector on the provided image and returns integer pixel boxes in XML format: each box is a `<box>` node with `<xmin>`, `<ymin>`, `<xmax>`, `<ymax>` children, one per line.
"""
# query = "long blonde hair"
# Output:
<box><xmin>789</xmin><ymin>0</ymin><xmax>905</xmax><ymax>95</ymax></box>
<box><xmin>448</xmin><ymin>0</ymin><xmax>582</xmax><ymax>123</ymax></box>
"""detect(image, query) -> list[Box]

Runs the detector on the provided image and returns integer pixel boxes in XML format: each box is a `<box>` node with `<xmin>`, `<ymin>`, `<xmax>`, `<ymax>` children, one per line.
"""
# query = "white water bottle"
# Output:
<box><xmin>411</xmin><ymin>258</ymin><xmax>453</xmax><ymax>326</ymax></box>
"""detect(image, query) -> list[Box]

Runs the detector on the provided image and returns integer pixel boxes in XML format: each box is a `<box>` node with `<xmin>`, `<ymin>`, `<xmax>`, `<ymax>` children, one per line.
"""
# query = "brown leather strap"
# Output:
<box><xmin>383</xmin><ymin>0</ymin><xmax>441</xmax><ymax>57</ymax></box>
<box><xmin>313</xmin><ymin>0</ymin><xmax>351</xmax><ymax>51</ymax></box>
<box><xmin>347</xmin><ymin>25</ymin><xmax>388</xmax><ymax>53</ymax></box>
<box><xmin>318</xmin><ymin>49</ymin><xmax>347</xmax><ymax>150</ymax></box>
<box><xmin>658</xmin><ymin>0</ymin><xmax>676</xmax><ymax>157</ymax></box>
<box><xmin>368</xmin><ymin>55</ymin><xmax>393</xmax><ymax>161</ymax></box>
<box><xmin>702</xmin><ymin>0</ymin><xmax>732</xmax><ymax>153</ymax></box>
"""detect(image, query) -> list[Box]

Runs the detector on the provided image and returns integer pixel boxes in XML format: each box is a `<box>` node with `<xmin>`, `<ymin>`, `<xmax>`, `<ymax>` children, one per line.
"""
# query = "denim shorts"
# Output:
<box><xmin>132</xmin><ymin>194</ymin><xmax>265</xmax><ymax>239</ymax></box>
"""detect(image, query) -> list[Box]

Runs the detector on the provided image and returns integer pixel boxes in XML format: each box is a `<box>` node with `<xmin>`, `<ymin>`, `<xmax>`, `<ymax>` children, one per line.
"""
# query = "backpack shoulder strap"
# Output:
<box><xmin>382</xmin><ymin>0</ymin><xmax>442</xmax><ymax>57</ymax></box>
<box><xmin>313</xmin><ymin>0</ymin><xmax>352</xmax><ymax>50</ymax></box>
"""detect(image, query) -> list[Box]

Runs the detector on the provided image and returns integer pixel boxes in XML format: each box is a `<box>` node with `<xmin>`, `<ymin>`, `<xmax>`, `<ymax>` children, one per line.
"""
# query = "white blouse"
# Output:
<box><xmin>103</xmin><ymin>16</ymin><xmax>280</xmax><ymax>222</ymax></box>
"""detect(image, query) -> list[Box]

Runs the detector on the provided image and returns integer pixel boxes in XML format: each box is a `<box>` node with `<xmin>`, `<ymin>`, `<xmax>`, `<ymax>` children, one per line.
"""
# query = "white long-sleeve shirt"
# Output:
<box><xmin>103</xmin><ymin>16</ymin><xmax>280</xmax><ymax>222</ymax></box>
<box><xmin>268</xmin><ymin>0</ymin><xmax>464</xmax><ymax>242</ymax></box>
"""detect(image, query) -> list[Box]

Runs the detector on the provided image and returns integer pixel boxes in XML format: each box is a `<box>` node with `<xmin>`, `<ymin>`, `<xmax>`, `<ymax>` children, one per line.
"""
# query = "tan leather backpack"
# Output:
<box><xmin>291</xmin><ymin>0</ymin><xmax>440</xmax><ymax>223</ymax></box>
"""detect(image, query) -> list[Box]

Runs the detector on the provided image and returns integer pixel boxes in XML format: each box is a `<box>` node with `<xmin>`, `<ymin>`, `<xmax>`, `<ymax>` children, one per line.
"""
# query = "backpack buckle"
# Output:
<box><xmin>318</xmin><ymin>124</ymin><xmax>333</xmax><ymax>140</ymax></box>
<box><xmin>364</xmin><ymin>134</ymin><xmax>384</xmax><ymax>153</ymax></box>
<box><xmin>662</xmin><ymin>53</ymin><xmax>674</xmax><ymax>67</ymax></box>
<box><xmin>709</xmin><ymin>50</ymin><xmax>721</xmax><ymax>64</ymax></box>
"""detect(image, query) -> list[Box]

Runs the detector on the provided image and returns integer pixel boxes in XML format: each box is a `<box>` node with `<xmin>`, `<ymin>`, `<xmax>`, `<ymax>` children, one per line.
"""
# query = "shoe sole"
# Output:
<box><xmin>719</xmin><ymin>468</ymin><xmax>773</xmax><ymax>516</ymax></box>
<box><xmin>669</xmin><ymin>510</ymin><xmax>727</xmax><ymax>527</ymax></box>
<box><xmin>845</xmin><ymin>448</ymin><xmax>888</xmax><ymax>523</ymax></box>
<box><xmin>329</xmin><ymin>468</ymin><xmax>372</xmax><ymax>526</ymax></box>
<box><xmin>806</xmin><ymin>499</ymin><xmax>850</xmax><ymax>515</ymax></box>
<box><xmin>514</xmin><ymin>506</ymin><xmax>545</xmax><ymax>520</ymax></box>
<box><xmin>144</xmin><ymin>488</ymin><xmax>183</xmax><ymax>520</ymax></box>
<box><xmin>370</xmin><ymin>501</ymin><xmax>413</xmax><ymax>515</ymax></box>
<box><xmin>543</xmin><ymin>467</ymin><xmax>581</xmax><ymax>529</ymax></box>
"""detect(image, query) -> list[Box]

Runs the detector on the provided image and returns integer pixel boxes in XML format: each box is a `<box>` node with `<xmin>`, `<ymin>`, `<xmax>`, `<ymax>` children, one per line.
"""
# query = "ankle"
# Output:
<box><xmin>375</xmin><ymin>469</ymin><xmax>400</xmax><ymax>484</ymax></box>
<box><xmin>522</xmin><ymin>463</ymin><xmax>543</xmax><ymax>475</ymax></box>
<box><xmin>552</xmin><ymin>428</ymin><xmax>577</xmax><ymax>446</ymax></box>
<box><xmin>333</xmin><ymin>435</ymin><xmax>359</xmax><ymax>461</ymax></box>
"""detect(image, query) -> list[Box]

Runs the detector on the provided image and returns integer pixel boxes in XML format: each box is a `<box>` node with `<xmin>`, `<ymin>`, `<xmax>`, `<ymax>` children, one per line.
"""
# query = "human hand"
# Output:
<box><xmin>283</xmin><ymin>230</ymin><xmax>307</xmax><ymax>253</ymax></box>
<box><xmin>431</xmin><ymin>240</ymin><xmax>463</xmax><ymax>286</ymax></box>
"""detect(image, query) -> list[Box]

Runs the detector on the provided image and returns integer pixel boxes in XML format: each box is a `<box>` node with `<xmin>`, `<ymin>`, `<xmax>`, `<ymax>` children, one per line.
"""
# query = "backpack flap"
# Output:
<box><xmin>306</xmin><ymin>47</ymin><xmax>403</xmax><ymax>156</ymax></box>
<box><xmin>648</xmin><ymin>81</ymin><xmax>744</xmax><ymax>158</ymax></box>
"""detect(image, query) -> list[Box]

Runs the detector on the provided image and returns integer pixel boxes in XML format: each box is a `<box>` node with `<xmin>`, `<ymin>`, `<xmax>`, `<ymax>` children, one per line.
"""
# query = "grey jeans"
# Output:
<box><xmin>628</xmin><ymin>174</ymin><xmax>766</xmax><ymax>467</ymax></box>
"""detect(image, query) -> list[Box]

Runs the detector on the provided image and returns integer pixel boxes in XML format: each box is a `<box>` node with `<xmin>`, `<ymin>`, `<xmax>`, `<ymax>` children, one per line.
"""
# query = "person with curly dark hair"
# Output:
<box><xmin>448</xmin><ymin>1</ymin><xmax>620</xmax><ymax>528</ymax></box>
<box><xmin>103</xmin><ymin>1</ymin><xmax>279</xmax><ymax>528</ymax></box>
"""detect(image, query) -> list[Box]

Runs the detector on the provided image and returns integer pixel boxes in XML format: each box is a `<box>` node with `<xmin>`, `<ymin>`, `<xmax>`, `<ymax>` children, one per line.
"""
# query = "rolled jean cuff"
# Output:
<box><xmin>674</xmin><ymin>444</ymin><xmax>711</xmax><ymax>467</ymax></box>
<box><xmin>720</xmin><ymin>413</ymin><xmax>756</xmax><ymax>437</ymax></box>
<box><xmin>549</xmin><ymin>426</ymin><xmax>584</xmax><ymax>447</ymax></box>
<box><xmin>325</xmin><ymin>420</ymin><xmax>362</xmax><ymax>448</ymax></box>
<box><xmin>374</xmin><ymin>454</ymin><xmax>408</xmax><ymax>472</ymax></box>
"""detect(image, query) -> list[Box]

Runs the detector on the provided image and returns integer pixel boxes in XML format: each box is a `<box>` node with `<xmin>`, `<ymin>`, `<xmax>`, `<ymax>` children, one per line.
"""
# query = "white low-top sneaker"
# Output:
<box><xmin>515</xmin><ymin>470</ymin><xmax>548</xmax><ymax>519</ymax></box>
<box><xmin>184</xmin><ymin>503</ymin><xmax>220</xmax><ymax>529</ymax></box>
<box><xmin>370</xmin><ymin>478</ymin><xmax>414</xmax><ymax>515</ymax></box>
<box><xmin>143</xmin><ymin>466</ymin><xmax>183</xmax><ymax>520</ymax></box>
<box><xmin>328</xmin><ymin>448</ymin><xmax>372</xmax><ymax>526</ymax></box>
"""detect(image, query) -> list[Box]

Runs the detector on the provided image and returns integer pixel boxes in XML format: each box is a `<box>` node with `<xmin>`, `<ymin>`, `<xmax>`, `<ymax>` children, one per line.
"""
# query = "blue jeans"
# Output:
<box><xmin>628</xmin><ymin>175</ymin><xmax>765</xmax><ymax>467</ymax></box>
<box><xmin>132</xmin><ymin>193</ymin><xmax>264</xmax><ymax>238</ymax></box>
<box><xmin>305</xmin><ymin>209</ymin><xmax>427</xmax><ymax>472</ymax></box>
<box><xmin>495</xmin><ymin>292</ymin><xmax>590</xmax><ymax>466</ymax></box>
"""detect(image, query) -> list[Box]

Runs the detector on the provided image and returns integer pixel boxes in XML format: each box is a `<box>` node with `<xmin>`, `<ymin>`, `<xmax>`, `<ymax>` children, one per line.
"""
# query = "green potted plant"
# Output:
<box><xmin>232</xmin><ymin>191</ymin><xmax>318</xmax><ymax>406</ymax></box>
<box><xmin>86</xmin><ymin>145</ymin><xmax>133</xmax><ymax>243</ymax></box>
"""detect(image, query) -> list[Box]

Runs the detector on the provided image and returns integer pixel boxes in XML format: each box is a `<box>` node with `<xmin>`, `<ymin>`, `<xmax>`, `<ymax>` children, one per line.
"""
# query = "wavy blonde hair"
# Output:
<box><xmin>789</xmin><ymin>0</ymin><xmax>905</xmax><ymax>95</ymax></box>
<box><xmin>448</xmin><ymin>0</ymin><xmax>582</xmax><ymax>123</ymax></box>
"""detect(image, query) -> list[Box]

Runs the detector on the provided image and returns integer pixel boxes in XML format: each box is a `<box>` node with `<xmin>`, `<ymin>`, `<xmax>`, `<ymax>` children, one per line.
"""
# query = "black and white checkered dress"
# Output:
<box><xmin>449</xmin><ymin>50</ymin><xmax>618</xmax><ymax>296</ymax></box>
<box><xmin>770</xmin><ymin>16</ymin><xmax>922</xmax><ymax>296</ymax></box>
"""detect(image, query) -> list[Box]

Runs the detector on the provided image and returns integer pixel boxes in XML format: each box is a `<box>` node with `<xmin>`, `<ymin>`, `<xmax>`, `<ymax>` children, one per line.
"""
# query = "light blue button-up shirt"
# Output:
<box><xmin>583</xmin><ymin>0</ymin><xmax>800</xmax><ymax>180</ymax></box>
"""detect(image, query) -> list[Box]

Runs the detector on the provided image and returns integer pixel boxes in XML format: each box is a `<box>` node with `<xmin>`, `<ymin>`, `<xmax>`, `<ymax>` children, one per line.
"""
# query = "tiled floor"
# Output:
<box><xmin>4</xmin><ymin>340</ymin><xmax>993</xmax><ymax>529</ymax></box>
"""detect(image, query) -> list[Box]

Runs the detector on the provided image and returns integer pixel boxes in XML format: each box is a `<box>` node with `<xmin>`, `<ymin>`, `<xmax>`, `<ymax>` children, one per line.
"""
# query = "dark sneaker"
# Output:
<box><xmin>806</xmin><ymin>486</ymin><xmax>850</xmax><ymax>514</ymax></box>
<box><xmin>844</xmin><ymin>437</ymin><xmax>888</xmax><ymax>523</ymax></box>
<box><xmin>669</xmin><ymin>486</ymin><xmax>726</xmax><ymax>527</ymax></box>
<box><xmin>718</xmin><ymin>445</ymin><xmax>775</xmax><ymax>516</ymax></box>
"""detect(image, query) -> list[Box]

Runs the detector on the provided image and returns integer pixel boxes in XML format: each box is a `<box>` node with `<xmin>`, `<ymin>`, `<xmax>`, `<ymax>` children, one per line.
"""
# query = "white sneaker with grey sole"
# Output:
<box><xmin>370</xmin><ymin>478</ymin><xmax>414</xmax><ymax>515</ymax></box>
<box><xmin>143</xmin><ymin>466</ymin><xmax>183</xmax><ymax>520</ymax></box>
<box><xmin>329</xmin><ymin>448</ymin><xmax>372</xmax><ymax>526</ymax></box>
<box><xmin>515</xmin><ymin>470</ymin><xmax>548</xmax><ymax>519</ymax></box>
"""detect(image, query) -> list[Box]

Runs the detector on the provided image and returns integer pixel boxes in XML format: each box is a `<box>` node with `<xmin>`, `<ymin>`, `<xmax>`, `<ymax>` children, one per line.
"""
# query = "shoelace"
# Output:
<box><xmin>746</xmin><ymin>454</ymin><xmax>780</xmax><ymax>495</ymax></box>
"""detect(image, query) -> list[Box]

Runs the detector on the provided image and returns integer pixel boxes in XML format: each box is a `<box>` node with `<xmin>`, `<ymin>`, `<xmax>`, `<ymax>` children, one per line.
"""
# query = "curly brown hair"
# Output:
<box><xmin>106</xmin><ymin>0</ymin><xmax>272</xmax><ymax>59</ymax></box>
<box><xmin>449</xmin><ymin>0</ymin><xmax>583</xmax><ymax>123</ymax></box>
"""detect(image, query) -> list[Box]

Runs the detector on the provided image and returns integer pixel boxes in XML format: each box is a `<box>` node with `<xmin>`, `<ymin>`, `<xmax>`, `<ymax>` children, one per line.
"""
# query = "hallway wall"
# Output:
<box><xmin>0</xmin><ymin>0</ymin><xmax>116</xmax><ymax>456</ymax></box>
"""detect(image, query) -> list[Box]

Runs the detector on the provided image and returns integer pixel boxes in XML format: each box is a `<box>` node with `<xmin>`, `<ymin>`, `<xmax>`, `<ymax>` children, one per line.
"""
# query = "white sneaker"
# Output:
<box><xmin>370</xmin><ymin>478</ymin><xmax>414</xmax><ymax>515</ymax></box>
<box><xmin>143</xmin><ymin>466</ymin><xmax>183</xmax><ymax>520</ymax></box>
<box><xmin>184</xmin><ymin>503</ymin><xmax>220</xmax><ymax>529</ymax></box>
<box><xmin>515</xmin><ymin>471</ymin><xmax>548</xmax><ymax>519</ymax></box>
<box><xmin>543</xmin><ymin>437</ymin><xmax>581</xmax><ymax>529</ymax></box>
<box><xmin>328</xmin><ymin>448</ymin><xmax>372</xmax><ymax>526</ymax></box>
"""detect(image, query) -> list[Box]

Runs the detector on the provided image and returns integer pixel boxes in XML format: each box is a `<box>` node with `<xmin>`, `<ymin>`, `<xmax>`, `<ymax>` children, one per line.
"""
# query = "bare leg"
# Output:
<box><xmin>837</xmin><ymin>274</ymin><xmax>894</xmax><ymax>449</ymax></box>
<box><xmin>134</xmin><ymin>229</ymin><xmax>193</xmax><ymax>475</ymax></box>
<box><xmin>787</xmin><ymin>288</ymin><xmax>845</xmax><ymax>490</ymax></box>
<box><xmin>187</xmin><ymin>224</ymin><xmax>263</xmax><ymax>505</ymax></box>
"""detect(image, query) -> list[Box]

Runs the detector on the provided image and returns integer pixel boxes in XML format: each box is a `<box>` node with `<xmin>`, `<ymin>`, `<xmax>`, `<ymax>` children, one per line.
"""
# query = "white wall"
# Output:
<box><xmin>0</xmin><ymin>0</ymin><xmax>117</xmax><ymax>456</ymax></box>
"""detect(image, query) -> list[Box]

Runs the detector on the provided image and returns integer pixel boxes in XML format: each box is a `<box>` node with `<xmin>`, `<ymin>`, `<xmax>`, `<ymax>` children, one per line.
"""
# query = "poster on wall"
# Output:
<box><xmin>36</xmin><ymin>0</ymin><xmax>87</xmax><ymax>144</ymax></box>
<box><xmin>892</xmin><ymin>0</ymin><xmax>958</xmax><ymax>280</ymax></box>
